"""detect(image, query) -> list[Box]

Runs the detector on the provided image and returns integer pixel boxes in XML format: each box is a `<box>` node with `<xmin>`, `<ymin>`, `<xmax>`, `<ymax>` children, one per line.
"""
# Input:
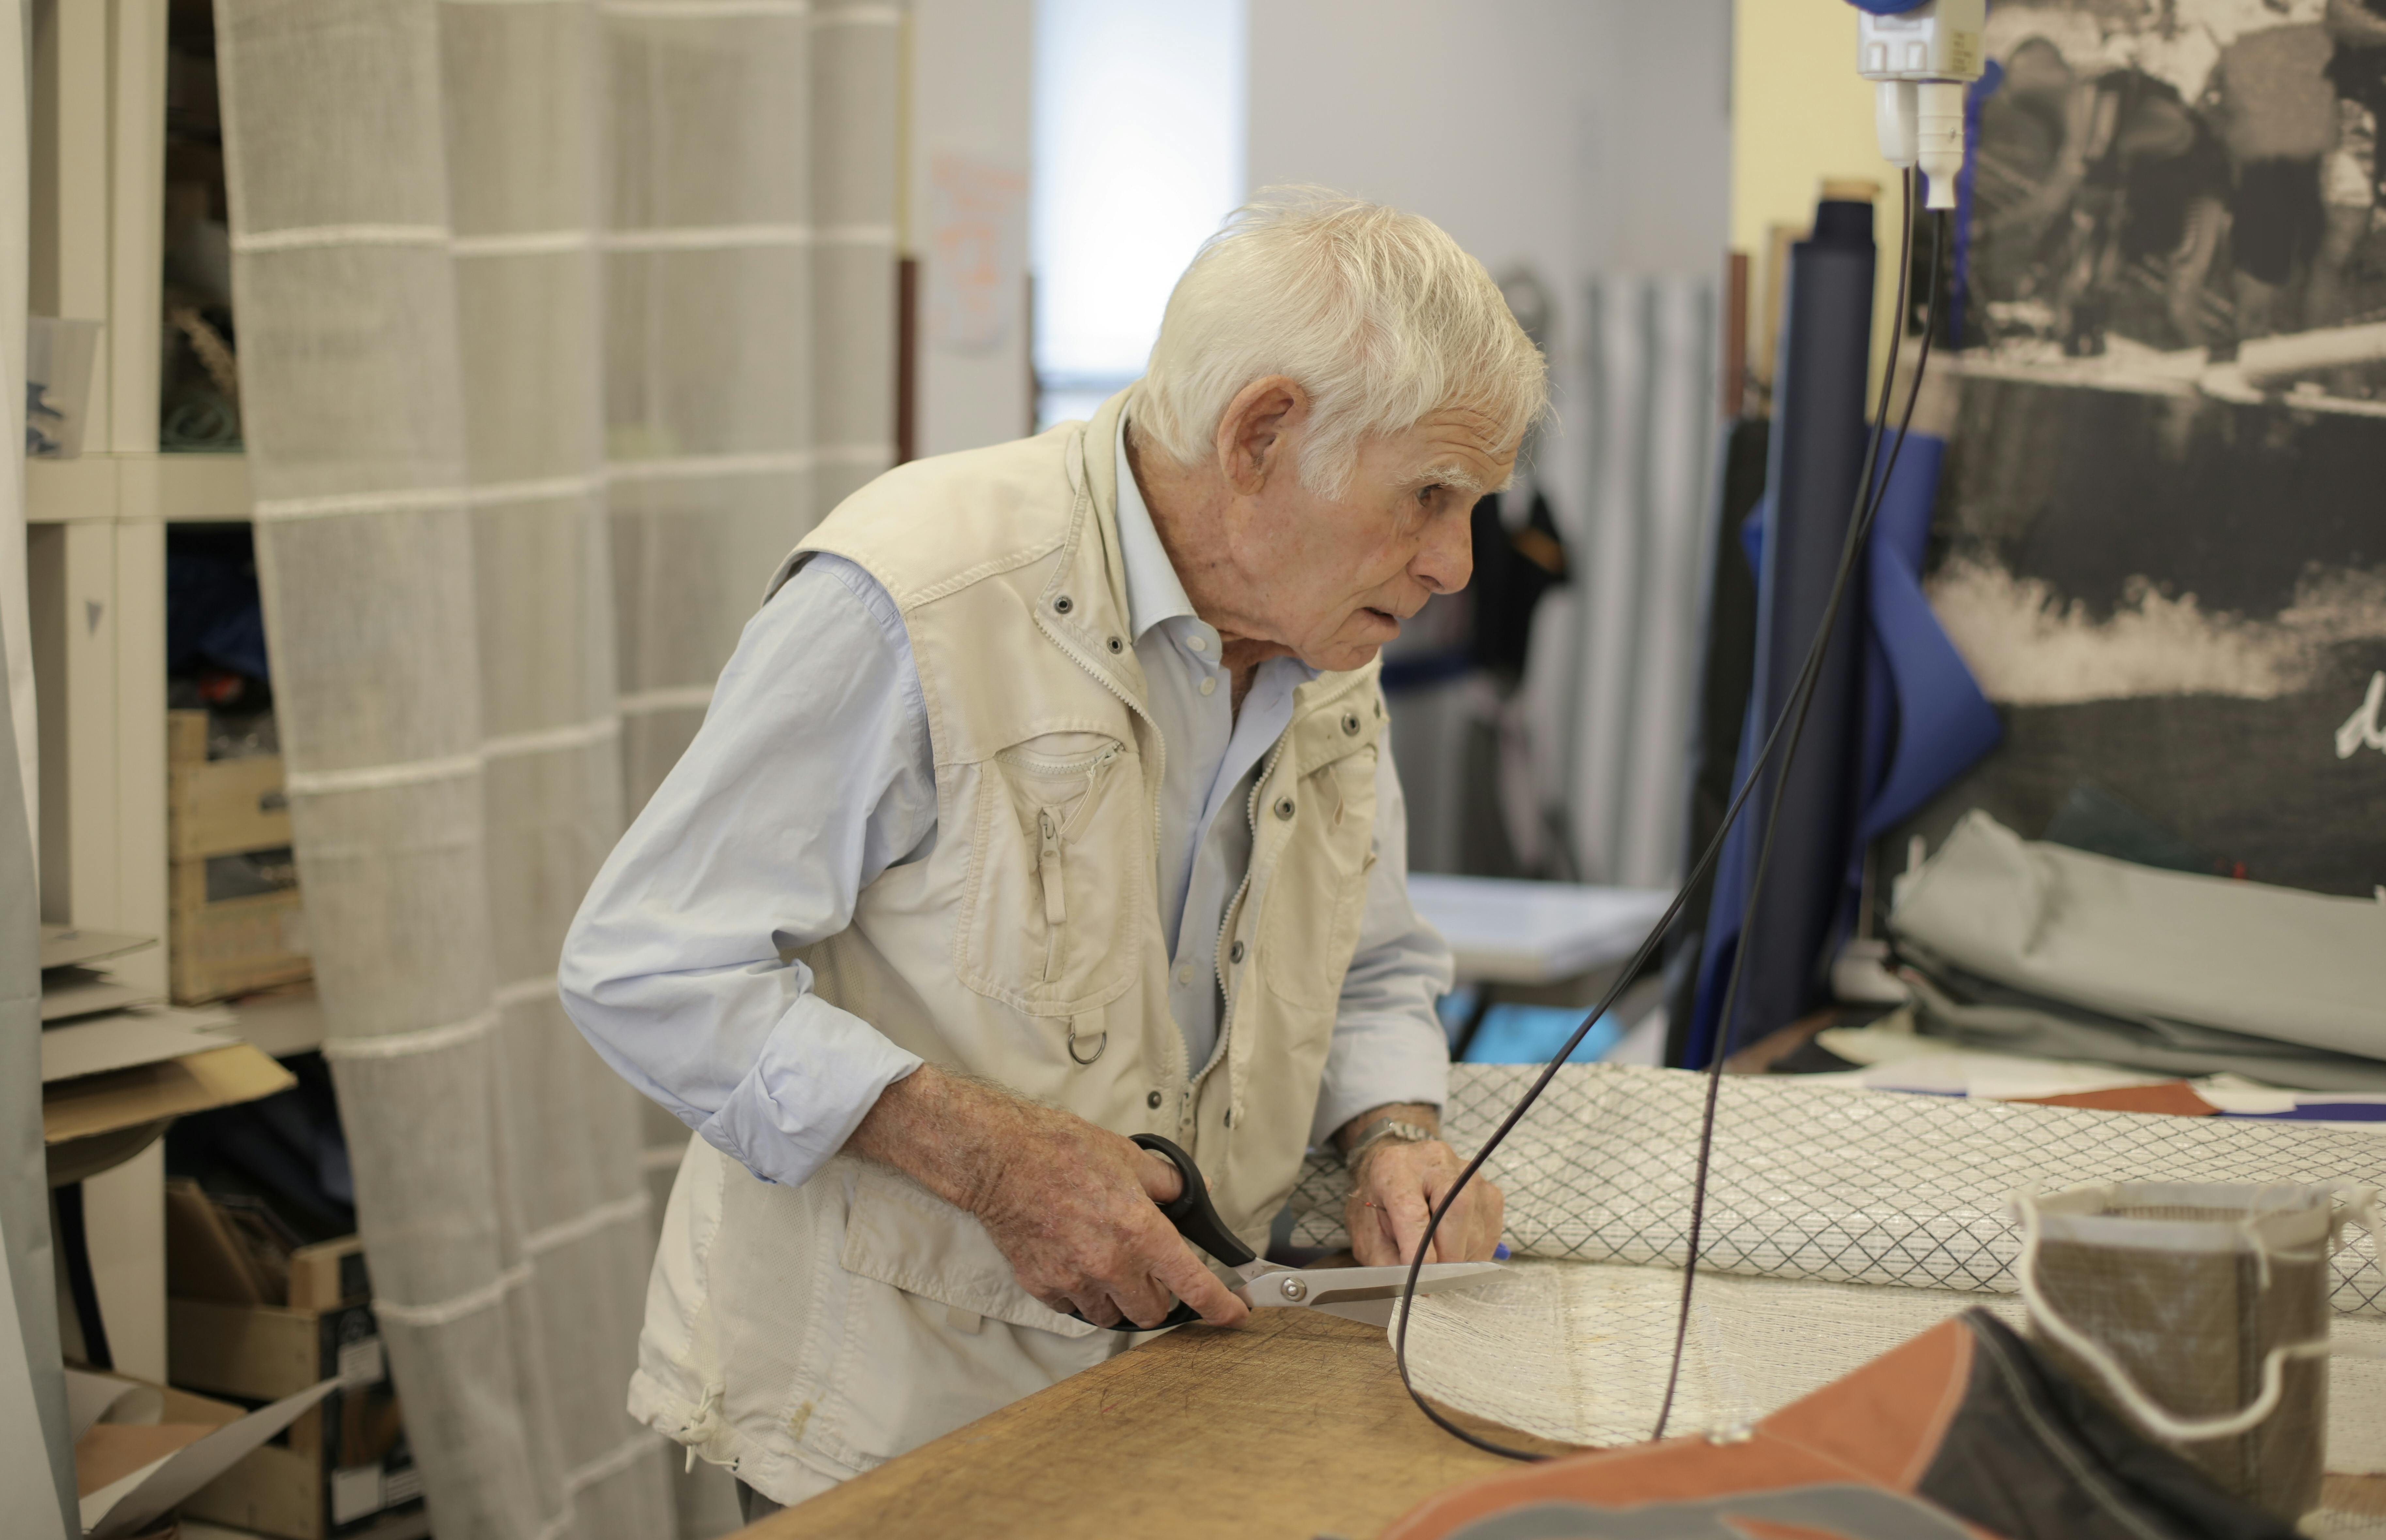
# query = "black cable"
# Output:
<box><xmin>1388</xmin><ymin>173</ymin><xmax>1947</xmax><ymax>1460</ymax></box>
<box><xmin>1651</xmin><ymin>193</ymin><xmax>1946</xmax><ymax>1440</ymax></box>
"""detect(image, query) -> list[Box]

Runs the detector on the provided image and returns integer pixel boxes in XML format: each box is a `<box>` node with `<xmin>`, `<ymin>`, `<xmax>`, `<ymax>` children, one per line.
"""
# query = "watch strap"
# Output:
<box><xmin>1342</xmin><ymin>1115</ymin><xmax>1436</xmax><ymax>1170</ymax></box>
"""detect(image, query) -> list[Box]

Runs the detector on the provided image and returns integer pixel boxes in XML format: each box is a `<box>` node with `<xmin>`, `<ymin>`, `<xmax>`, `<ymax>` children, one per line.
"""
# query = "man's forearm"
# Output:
<box><xmin>846</xmin><ymin>1063</ymin><xmax>1022</xmax><ymax>1213</ymax></box>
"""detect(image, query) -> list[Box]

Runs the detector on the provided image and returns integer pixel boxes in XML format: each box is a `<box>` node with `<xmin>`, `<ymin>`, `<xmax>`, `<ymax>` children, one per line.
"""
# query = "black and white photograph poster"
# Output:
<box><xmin>1911</xmin><ymin>0</ymin><xmax>2386</xmax><ymax>894</ymax></box>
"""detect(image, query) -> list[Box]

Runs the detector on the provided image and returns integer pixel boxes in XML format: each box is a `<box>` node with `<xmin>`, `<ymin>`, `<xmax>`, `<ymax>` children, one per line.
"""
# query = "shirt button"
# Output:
<box><xmin>1176</xmin><ymin>965</ymin><xmax>1193</xmax><ymax>985</ymax></box>
<box><xmin>1147</xmin><ymin>1090</ymin><xmax>1164</xmax><ymax>1109</ymax></box>
<box><xmin>1188</xmin><ymin>636</ymin><xmax>1207</xmax><ymax>652</ymax></box>
<box><xmin>1199</xmin><ymin>676</ymin><xmax>1216</xmax><ymax>696</ymax></box>
<box><xmin>1229</xmin><ymin>939</ymin><xmax>1246</xmax><ymax>965</ymax></box>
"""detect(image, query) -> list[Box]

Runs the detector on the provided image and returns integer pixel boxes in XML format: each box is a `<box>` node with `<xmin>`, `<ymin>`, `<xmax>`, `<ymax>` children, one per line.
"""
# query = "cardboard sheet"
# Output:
<box><xmin>38</xmin><ymin>974</ymin><xmax>162</xmax><ymax>1025</ymax></box>
<box><xmin>37</xmin><ymin>928</ymin><xmax>154</xmax><ymax>972</ymax></box>
<box><xmin>69</xmin><ymin>1367</ymin><xmax>338</xmax><ymax>1540</ymax></box>
<box><xmin>40</xmin><ymin>1008</ymin><xmax>238</xmax><ymax>1083</ymax></box>
<box><xmin>42</xmin><ymin>1044</ymin><xmax>294</xmax><ymax>1146</ymax></box>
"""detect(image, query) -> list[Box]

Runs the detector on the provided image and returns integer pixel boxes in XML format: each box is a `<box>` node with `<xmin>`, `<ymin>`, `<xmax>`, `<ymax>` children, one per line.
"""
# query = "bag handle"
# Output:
<box><xmin>2012</xmin><ymin>1186</ymin><xmax>2354</xmax><ymax>1443</ymax></box>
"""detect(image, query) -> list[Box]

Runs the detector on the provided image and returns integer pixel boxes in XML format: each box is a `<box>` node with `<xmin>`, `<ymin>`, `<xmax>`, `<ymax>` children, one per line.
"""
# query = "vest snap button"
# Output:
<box><xmin>1341</xmin><ymin>712</ymin><xmax>1360</xmax><ymax>735</ymax></box>
<box><xmin>1274</xmin><ymin>796</ymin><xmax>1295</xmax><ymax>821</ymax></box>
<box><xmin>1054</xmin><ymin>595</ymin><xmax>1073</xmax><ymax>614</ymax></box>
<box><xmin>1146</xmin><ymin>1090</ymin><xmax>1163</xmax><ymax>1110</ymax></box>
<box><xmin>1228</xmin><ymin>939</ymin><xmax>1246</xmax><ymax>965</ymax></box>
<box><xmin>1106</xmin><ymin>635</ymin><xmax>1124</xmax><ymax>654</ymax></box>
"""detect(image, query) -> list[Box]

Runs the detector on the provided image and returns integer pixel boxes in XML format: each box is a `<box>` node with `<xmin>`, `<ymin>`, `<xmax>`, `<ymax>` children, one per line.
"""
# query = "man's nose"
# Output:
<box><xmin>1413</xmin><ymin>505</ymin><xmax>1475</xmax><ymax>595</ymax></box>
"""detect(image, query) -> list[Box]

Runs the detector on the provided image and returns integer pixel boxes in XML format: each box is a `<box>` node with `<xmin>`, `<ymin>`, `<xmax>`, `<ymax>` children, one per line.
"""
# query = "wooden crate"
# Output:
<box><xmin>170</xmin><ymin>855</ymin><xmax>310</xmax><ymax>1004</ymax></box>
<box><xmin>169</xmin><ymin>708</ymin><xmax>293</xmax><ymax>859</ymax></box>
<box><xmin>166</xmin><ymin>710</ymin><xmax>309</xmax><ymax>1004</ymax></box>
<box><xmin>169</xmin><ymin>1296</ymin><xmax>422</xmax><ymax>1539</ymax></box>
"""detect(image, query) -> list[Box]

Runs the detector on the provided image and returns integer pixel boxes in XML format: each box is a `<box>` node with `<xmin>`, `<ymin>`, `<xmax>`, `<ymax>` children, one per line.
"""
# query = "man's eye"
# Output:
<box><xmin>1416</xmin><ymin>484</ymin><xmax>1441</xmax><ymax>505</ymax></box>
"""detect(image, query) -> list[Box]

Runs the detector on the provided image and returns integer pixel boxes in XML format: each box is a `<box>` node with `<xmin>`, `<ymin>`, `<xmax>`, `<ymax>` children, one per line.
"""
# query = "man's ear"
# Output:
<box><xmin>1213</xmin><ymin>375</ymin><xmax>1309</xmax><ymax>496</ymax></box>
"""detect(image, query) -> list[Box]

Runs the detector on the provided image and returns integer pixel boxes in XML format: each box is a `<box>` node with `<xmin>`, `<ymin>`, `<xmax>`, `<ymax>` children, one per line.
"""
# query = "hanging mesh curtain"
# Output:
<box><xmin>214</xmin><ymin>3</ymin><xmax>898</xmax><ymax>1534</ymax></box>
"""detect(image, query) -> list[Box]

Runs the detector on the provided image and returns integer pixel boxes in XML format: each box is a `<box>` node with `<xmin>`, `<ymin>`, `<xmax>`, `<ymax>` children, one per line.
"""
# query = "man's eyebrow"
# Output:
<box><xmin>1401</xmin><ymin>460</ymin><xmax>1509</xmax><ymax>497</ymax></box>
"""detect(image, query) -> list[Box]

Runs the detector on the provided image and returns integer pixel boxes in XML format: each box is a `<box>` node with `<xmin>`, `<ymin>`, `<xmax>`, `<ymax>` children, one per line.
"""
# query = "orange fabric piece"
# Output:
<box><xmin>2008</xmin><ymin>1082</ymin><xmax>2219</xmax><ymax>1117</ymax></box>
<box><xmin>1383</xmin><ymin>1321</ymin><xmax>1998</xmax><ymax>1539</ymax></box>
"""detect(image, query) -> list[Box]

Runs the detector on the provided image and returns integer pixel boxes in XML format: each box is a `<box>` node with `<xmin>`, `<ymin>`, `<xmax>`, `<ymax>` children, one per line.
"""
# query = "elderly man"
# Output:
<box><xmin>559</xmin><ymin>190</ymin><xmax>1546</xmax><ymax>1516</ymax></box>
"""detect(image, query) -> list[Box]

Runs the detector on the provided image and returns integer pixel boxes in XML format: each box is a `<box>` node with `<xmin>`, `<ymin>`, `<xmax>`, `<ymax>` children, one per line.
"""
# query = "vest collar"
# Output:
<box><xmin>1044</xmin><ymin>389</ymin><xmax>1151</xmax><ymax>709</ymax></box>
<box><xmin>1050</xmin><ymin>387</ymin><xmax>1366</xmax><ymax>734</ymax></box>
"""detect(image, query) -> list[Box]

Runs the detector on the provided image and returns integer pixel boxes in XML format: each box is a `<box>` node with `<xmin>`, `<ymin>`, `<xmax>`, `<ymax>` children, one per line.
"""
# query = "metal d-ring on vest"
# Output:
<box><xmin>1066</xmin><ymin>1017</ymin><xmax>1107</xmax><ymax>1065</ymax></box>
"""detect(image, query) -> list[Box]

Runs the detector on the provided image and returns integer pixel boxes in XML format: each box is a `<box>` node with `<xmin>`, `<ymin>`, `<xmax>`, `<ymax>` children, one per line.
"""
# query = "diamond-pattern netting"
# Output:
<box><xmin>1288</xmin><ymin>1064</ymin><xmax>2386</xmax><ymax>1317</ymax></box>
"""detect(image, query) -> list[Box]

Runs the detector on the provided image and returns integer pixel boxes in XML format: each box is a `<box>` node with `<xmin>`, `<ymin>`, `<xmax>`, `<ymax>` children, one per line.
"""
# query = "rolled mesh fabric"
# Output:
<box><xmin>1389</xmin><ymin>1260</ymin><xmax>2386</xmax><ymax>1482</ymax></box>
<box><xmin>216</xmin><ymin>2</ymin><xmax>898</xmax><ymax>1534</ymax></box>
<box><xmin>1340</xmin><ymin>1066</ymin><xmax>2386</xmax><ymax>1499</ymax></box>
<box><xmin>1289</xmin><ymin>1064</ymin><xmax>2385</xmax><ymax>1312</ymax></box>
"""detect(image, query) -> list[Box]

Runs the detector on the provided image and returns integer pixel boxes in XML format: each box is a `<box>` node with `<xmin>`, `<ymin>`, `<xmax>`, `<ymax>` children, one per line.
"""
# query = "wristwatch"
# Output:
<box><xmin>1342</xmin><ymin>1115</ymin><xmax>1436</xmax><ymax>1171</ymax></box>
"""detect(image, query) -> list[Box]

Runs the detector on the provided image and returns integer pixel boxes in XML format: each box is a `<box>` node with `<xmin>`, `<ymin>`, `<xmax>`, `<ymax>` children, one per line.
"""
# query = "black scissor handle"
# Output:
<box><xmin>1066</xmin><ymin>1133</ymin><xmax>1254</xmax><ymax>1333</ymax></box>
<box><xmin>1135</xmin><ymin>1133</ymin><xmax>1257</xmax><ymax>1268</ymax></box>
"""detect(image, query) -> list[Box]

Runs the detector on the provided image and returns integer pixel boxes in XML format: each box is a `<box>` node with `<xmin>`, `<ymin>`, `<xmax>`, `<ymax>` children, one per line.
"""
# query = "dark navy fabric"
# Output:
<box><xmin>1682</xmin><ymin>433</ymin><xmax>2001</xmax><ymax>1070</ymax></box>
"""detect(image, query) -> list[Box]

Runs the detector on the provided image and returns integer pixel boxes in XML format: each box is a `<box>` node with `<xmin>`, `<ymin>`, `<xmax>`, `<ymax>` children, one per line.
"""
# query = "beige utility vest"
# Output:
<box><xmin>628</xmin><ymin>391</ymin><xmax>1391</xmax><ymax>1495</ymax></box>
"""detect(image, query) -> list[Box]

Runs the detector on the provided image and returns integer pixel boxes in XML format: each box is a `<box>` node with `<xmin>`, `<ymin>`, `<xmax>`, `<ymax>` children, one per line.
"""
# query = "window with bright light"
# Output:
<box><xmin>1031</xmin><ymin>0</ymin><xmax>1247</xmax><ymax>428</ymax></box>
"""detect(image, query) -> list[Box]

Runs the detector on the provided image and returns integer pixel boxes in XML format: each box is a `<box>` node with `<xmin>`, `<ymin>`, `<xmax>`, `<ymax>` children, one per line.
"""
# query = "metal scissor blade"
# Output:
<box><xmin>1237</xmin><ymin>1261</ymin><xmax>1505</xmax><ymax>1327</ymax></box>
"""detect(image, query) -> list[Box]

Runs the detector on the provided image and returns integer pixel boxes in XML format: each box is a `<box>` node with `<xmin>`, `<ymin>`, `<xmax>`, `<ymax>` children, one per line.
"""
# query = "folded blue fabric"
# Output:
<box><xmin>1685</xmin><ymin>431</ymin><xmax>2003</xmax><ymax>1070</ymax></box>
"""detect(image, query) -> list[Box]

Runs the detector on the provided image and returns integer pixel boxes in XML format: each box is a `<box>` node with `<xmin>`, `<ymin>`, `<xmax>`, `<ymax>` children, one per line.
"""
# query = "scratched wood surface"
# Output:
<box><xmin>746</xmin><ymin>1304</ymin><xmax>1570</xmax><ymax>1540</ymax></box>
<box><xmin>738</xmin><ymin>1298</ymin><xmax>2386</xmax><ymax>1539</ymax></box>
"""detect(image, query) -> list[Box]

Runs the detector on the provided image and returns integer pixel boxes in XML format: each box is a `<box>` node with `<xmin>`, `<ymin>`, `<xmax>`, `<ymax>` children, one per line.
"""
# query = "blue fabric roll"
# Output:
<box><xmin>1683</xmin><ymin>431</ymin><xmax>2002</xmax><ymax>1070</ymax></box>
<box><xmin>1684</xmin><ymin>200</ymin><xmax>1877</xmax><ymax>1070</ymax></box>
<box><xmin>1852</xmin><ymin>433</ymin><xmax>2003</xmax><ymax>856</ymax></box>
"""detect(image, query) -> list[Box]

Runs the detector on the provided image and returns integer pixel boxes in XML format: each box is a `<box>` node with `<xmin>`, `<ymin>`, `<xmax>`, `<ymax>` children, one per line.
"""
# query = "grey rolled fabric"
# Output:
<box><xmin>1890</xmin><ymin>810</ymin><xmax>2386</xmax><ymax>1061</ymax></box>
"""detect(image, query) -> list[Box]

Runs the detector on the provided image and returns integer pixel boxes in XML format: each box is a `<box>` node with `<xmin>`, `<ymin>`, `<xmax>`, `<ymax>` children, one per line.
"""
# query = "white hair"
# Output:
<box><xmin>1132</xmin><ymin>188</ymin><xmax>1549</xmax><ymax>497</ymax></box>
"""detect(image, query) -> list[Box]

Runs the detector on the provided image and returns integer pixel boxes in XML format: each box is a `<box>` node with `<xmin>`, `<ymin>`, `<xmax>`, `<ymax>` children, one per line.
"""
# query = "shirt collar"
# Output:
<box><xmin>1113</xmin><ymin>413</ymin><xmax>1199</xmax><ymax>641</ymax></box>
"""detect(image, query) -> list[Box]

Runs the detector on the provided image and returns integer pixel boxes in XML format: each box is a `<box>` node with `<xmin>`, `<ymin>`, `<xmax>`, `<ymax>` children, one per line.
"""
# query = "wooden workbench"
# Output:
<box><xmin>746</xmin><ymin>1305</ymin><xmax>1571</xmax><ymax>1540</ymax></box>
<box><xmin>739</xmin><ymin>1296</ymin><xmax>2386</xmax><ymax>1540</ymax></box>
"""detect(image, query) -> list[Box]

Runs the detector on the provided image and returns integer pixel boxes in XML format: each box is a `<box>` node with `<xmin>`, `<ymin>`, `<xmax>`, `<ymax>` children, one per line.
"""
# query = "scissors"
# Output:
<box><xmin>1071</xmin><ymin>1133</ymin><xmax>1506</xmax><ymax>1332</ymax></box>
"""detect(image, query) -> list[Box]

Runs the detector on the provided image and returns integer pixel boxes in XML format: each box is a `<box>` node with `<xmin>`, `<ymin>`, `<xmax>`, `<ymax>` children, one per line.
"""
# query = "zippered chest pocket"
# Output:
<box><xmin>956</xmin><ymin>733</ymin><xmax>1146</xmax><ymax>1015</ymax></box>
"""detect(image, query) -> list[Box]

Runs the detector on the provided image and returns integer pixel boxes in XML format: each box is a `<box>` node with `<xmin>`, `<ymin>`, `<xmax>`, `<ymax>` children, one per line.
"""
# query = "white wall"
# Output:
<box><xmin>1734</xmin><ymin>0</ymin><xmax>1904</xmax><ymax>395</ymax></box>
<box><xmin>1247</xmin><ymin>0</ymin><xmax>1732</xmax><ymax>874</ymax></box>
<box><xmin>1606</xmin><ymin>4</ymin><xmax>1737</xmax><ymax>275</ymax></box>
<box><xmin>907</xmin><ymin>0</ymin><xmax>1037</xmax><ymax>456</ymax></box>
<box><xmin>1248</xmin><ymin>0</ymin><xmax>1730</xmax><ymax>536</ymax></box>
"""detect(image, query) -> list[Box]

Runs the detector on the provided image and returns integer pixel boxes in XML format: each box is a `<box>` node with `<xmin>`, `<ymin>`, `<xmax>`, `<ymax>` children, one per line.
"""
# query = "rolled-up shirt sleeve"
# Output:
<box><xmin>559</xmin><ymin>555</ymin><xmax>935</xmax><ymax>1190</ymax></box>
<box><xmin>1309</xmin><ymin>735</ymin><xmax>1455</xmax><ymax>1146</ymax></box>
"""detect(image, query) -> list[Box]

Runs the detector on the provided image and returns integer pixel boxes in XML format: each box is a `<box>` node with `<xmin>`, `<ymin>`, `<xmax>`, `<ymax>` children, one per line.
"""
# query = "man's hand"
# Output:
<box><xmin>847</xmin><ymin>1065</ymin><xmax>1249</xmax><ymax>1330</ymax></box>
<box><xmin>1339</xmin><ymin>1108</ymin><xmax>1505</xmax><ymax>1267</ymax></box>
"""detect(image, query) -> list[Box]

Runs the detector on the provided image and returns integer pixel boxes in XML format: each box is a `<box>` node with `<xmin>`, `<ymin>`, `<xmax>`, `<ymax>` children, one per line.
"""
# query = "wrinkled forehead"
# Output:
<box><xmin>1394</xmin><ymin>404</ymin><xmax>1524</xmax><ymax>493</ymax></box>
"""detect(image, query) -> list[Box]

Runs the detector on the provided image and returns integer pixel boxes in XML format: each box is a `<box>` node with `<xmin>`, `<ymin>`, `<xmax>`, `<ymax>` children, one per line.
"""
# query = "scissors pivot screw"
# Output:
<box><xmin>1279</xmin><ymin>1278</ymin><xmax>1308</xmax><ymax>1302</ymax></box>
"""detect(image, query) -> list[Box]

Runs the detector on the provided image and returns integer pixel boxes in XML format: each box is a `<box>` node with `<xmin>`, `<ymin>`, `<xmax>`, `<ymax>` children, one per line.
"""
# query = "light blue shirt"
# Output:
<box><xmin>560</xmin><ymin>415</ymin><xmax>1452</xmax><ymax>1193</ymax></box>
